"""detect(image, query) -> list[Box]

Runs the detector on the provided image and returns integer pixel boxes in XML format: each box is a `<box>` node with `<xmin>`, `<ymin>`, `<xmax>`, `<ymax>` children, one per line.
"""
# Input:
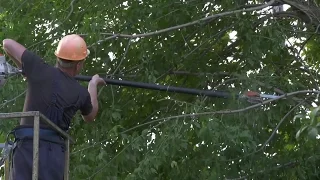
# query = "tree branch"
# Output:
<box><xmin>224</xmin><ymin>98</ymin><xmax>307</xmax><ymax>165</ymax></box>
<box><xmin>253</xmin><ymin>11</ymin><xmax>302</xmax><ymax>28</ymax></box>
<box><xmin>112</xmin><ymin>38</ymin><xmax>132</xmax><ymax>76</ymax></box>
<box><xmin>226</xmin><ymin>154</ymin><xmax>320</xmax><ymax>180</ymax></box>
<box><xmin>0</xmin><ymin>90</ymin><xmax>26</xmax><ymax>109</ymax></box>
<box><xmin>226</xmin><ymin>159</ymin><xmax>299</xmax><ymax>180</ymax></box>
<box><xmin>85</xmin><ymin>1</ymin><xmax>275</xmax><ymax>41</ymax></box>
<box><xmin>122</xmin><ymin>90</ymin><xmax>320</xmax><ymax>134</ymax></box>
<box><xmin>168</xmin><ymin>70</ymin><xmax>310</xmax><ymax>105</ymax></box>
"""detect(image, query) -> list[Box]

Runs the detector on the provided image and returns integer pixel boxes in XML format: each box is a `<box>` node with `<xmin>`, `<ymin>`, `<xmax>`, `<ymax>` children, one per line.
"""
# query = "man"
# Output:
<box><xmin>2</xmin><ymin>34</ymin><xmax>105</xmax><ymax>180</ymax></box>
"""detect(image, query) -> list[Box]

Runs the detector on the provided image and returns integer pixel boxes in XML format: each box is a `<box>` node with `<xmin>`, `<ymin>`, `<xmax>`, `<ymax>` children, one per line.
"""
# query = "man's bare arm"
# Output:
<box><xmin>82</xmin><ymin>82</ymin><xmax>99</xmax><ymax>122</ymax></box>
<box><xmin>81</xmin><ymin>74</ymin><xmax>106</xmax><ymax>122</ymax></box>
<box><xmin>2</xmin><ymin>39</ymin><xmax>26</xmax><ymax>69</ymax></box>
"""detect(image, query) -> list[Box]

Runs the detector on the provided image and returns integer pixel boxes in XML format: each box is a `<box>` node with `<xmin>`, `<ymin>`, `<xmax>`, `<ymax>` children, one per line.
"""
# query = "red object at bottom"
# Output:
<box><xmin>244</xmin><ymin>91</ymin><xmax>260</xmax><ymax>97</ymax></box>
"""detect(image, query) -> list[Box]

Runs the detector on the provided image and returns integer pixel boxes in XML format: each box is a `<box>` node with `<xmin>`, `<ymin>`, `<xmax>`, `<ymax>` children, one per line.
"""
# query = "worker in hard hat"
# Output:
<box><xmin>2</xmin><ymin>34</ymin><xmax>105</xmax><ymax>180</ymax></box>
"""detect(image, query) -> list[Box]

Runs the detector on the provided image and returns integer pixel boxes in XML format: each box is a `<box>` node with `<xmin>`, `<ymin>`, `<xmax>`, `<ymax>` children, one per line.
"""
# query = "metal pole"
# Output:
<box><xmin>32</xmin><ymin>112</ymin><xmax>40</xmax><ymax>180</ymax></box>
<box><xmin>64</xmin><ymin>139</ymin><xmax>70</xmax><ymax>180</ymax></box>
<box><xmin>74</xmin><ymin>75</ymin><xmax>237</xmax><ymax>99</ymax></box>
<box><xmin>4</xmin><ymin>159</ymin><xmax>9</xmax><ymax>180</ymax></box>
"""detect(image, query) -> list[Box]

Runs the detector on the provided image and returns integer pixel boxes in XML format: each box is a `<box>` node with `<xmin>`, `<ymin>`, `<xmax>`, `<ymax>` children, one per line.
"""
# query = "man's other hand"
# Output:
<box><xmin>90</xmin><ymin>74</ymin><xmax>106</xmax><ymax>86</ymax></box>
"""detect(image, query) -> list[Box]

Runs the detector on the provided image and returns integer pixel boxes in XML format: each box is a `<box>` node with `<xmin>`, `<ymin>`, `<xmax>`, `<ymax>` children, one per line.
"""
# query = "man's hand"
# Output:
<box><xmin>89</xmin><ymin>74</ymin><xmax>106</xmax><ymax>86</ymax></box>
<box><xmin>2</xmin><ymin>39</ymin><xmax>26</xmax><ymax>69</ymax></box>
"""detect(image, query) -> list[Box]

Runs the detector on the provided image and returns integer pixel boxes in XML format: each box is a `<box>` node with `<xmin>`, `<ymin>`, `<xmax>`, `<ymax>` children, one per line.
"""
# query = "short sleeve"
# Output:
<box><xmin>80</xmin><ymin>91</ymin><xmax>93</xmax><ymax>116</ymax></box>
<box><xmin>21</xmin><ymin>50</ymin><xmax>51</xmax><ymax>81</ymax></box>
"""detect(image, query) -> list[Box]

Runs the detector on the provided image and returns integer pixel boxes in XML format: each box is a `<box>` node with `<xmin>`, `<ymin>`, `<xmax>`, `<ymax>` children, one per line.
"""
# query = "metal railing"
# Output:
<box><xmin>0</xmin><ymin>111</ymin><xmax>74</xmax><ymax>180</ymax></box>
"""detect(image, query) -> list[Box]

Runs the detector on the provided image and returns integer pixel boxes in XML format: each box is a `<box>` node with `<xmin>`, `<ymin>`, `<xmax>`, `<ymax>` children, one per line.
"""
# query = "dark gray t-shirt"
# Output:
<box><xmin>19</xmin><ymin>50</ymin><xmax>92</xmax><ymax>130</ymax></box>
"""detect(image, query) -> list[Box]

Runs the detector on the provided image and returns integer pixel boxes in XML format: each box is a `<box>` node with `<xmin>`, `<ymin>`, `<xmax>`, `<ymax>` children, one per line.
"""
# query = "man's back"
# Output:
<box><xmin>20</xmin><ymin>50</ymin><xmax>92</xmax><ymax>130</ymax></box>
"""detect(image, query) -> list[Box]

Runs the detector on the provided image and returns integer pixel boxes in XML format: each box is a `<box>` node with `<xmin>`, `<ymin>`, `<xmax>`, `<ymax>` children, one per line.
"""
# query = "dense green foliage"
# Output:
<box><xmin>1</xmin><ymin>0</ymin><xmax>320</xmax><ymax>179</ymax></box>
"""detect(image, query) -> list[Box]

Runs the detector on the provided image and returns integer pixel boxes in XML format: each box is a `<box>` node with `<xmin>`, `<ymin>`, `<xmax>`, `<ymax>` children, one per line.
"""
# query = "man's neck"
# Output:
<box><xmin>57</xmin><ymin>66</ymin><xmax>76</xmax><ymax>77</ymax></box>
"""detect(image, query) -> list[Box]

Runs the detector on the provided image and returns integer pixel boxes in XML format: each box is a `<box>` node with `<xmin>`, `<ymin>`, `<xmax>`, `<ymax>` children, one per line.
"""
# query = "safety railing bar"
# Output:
<box><xmin>0</xmin><ymin>143</ymin><xmax>12</xmax><ymax>149</ymax></box>
<box><xmin>38</xmin><ymin>114</ymin><xmax>74</xmax><ymax>144</ymax></box>
<box><xmin>0</xmin><ymin>111</ymin><xmax>39</xmax><ymax>118</ymax></box>
<box><xmin>32</xmin><ymin>113</ymin><xmax>40</xmax><ymax>180</ymax></box>
<box><xmin>4</xmin><ymin>159</ymin><xmax>9</xmax><ymax>180</ymax></box>
<box><xmin>0</xmin><ymin>112</ymin><xmax>74</xmax><ymax>143</ymax></box>
<box><xmin>0</xmin><ymin>111</ymin><xmax>73</xmax><ymax>180</ymax></box>
<box><xmin>64</xmin><ymin>139</ymin><xmax>70</xmax><ymax>180</ymax></box>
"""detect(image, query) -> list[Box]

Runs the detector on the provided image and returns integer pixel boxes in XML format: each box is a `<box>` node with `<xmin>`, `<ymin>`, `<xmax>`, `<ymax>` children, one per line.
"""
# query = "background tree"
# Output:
<box><xmin>1</xmin><ymin>0</ymin><xmax>320</xmax><ymax>179</ymax></box>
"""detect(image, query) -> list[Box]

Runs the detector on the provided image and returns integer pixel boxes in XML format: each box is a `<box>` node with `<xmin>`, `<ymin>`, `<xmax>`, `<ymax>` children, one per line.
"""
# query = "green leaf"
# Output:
<box><xmin>296</xmin><ymin>125</ymin><xmax>309</xmax><ymax>139</ymax></box>
<box><xmin>310</xmin><ymin>106</ymin><xmax>320</xmax><ymax>125</ymax></box>
<box><xmin>293</xmin><ymin>114</ymin><xmax>306</xmax><ymax>122</ymax></box>
<box><xmin>97</xmin><ymin>150</ymin><xmax>105</xmax><ymax>160</ymax></box>
<box><xmin>171</xmin><ymin>161</ymin><xmax>177</xmax><ymax>168</ymax></box>
<box><xmin>194</xmin><ymin>121</ymin><xmax>201</xmax><ymax>128</ymax></box>
<box><xmin>151</xmin><ymin>168</ymin><xmax>157</xmax><ymax>174</ymax></box>
<box><xmin>111</xmin><ymin>112</ymin><xmax>121</xmax><ymax>121</ymax></box>
<box><xmin>308</xmin><ymin>127</ymin><xmax>319</xmax><ymax>140</ymax></box>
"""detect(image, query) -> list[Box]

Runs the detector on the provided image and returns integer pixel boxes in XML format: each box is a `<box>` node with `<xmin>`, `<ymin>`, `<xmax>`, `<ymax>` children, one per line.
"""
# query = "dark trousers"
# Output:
<box><xmin>10</xmin><ymin>139</ymin><xmax>65</xmax><ymax>180</ymax></box>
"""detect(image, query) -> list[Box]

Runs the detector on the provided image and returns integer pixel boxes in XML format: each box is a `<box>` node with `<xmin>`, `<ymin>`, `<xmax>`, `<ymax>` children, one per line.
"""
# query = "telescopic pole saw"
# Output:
<box><xmin>74</xmin><ymin>75</ymin><xmax>236</xmax><ymax>99</ymax></box>
<box><xmin>0</xmin><ymin>54</ymin><xmax>280</xmax><ymax>103</ymax></box>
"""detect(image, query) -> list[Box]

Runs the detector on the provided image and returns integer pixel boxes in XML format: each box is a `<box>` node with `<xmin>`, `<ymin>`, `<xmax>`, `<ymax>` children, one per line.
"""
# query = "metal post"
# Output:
<box><xmin>64</xmin><ymin>139</ymin><xmax>70</xmax><ymax>180</ymax></box>
<box><xmin>32</xmin><ymin>112</ymin><xmax>40</xmax><ymax>180</ymax></box>
<box><xmin>4</xmin><ymin>159</ymin><xmax>9</xmax><ymax>180</ymax></box>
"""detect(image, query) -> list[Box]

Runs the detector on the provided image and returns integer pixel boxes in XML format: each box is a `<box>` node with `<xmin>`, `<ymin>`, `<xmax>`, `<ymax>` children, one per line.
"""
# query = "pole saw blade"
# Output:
<box><xmin>243</xmin><ymin>91</ymin><xmax>282</xmax><ymax>104</ymax></box>
<box><xmin>0</xmin><ymin>54</ymin><xmax>22</xmax><ymax>88</ymax></box>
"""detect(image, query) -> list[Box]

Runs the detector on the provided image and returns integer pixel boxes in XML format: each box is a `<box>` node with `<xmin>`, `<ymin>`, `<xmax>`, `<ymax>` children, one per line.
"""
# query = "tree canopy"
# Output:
<box><xmin>1</xmin><ymin>0</ymin><xmax>320</xmax><ymax>179</ymax></box>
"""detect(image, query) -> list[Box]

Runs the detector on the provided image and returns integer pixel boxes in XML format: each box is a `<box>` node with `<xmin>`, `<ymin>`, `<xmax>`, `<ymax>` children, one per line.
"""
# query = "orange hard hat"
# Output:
<box><xmin>54</xmin><ymin>34</ymin><xmax>90</xmax><ymax>61</ymax></box>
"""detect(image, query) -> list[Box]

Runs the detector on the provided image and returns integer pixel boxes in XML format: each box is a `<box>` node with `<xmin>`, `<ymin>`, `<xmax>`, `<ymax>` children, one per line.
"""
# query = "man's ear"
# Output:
<box><xmin>76</xmin><ymin>61</ymin><xmax>83</xmax><ymax>71</ymax></box>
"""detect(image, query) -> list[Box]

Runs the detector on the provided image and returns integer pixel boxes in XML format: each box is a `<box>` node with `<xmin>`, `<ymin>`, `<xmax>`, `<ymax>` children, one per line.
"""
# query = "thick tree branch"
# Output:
<box><xmin>253</xmin><ymin>11</ymin><xmax>302</xmax><ymax>28</ymax></box>
<box><xmin>86</xmin><ymin>1</ymin><xmax>275</xmax><ymax>41</ymax></box>
<box><xmin>281</xmin><ymin>0</ymin><xmax>320</xmax><ymax>30</ymax></box>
